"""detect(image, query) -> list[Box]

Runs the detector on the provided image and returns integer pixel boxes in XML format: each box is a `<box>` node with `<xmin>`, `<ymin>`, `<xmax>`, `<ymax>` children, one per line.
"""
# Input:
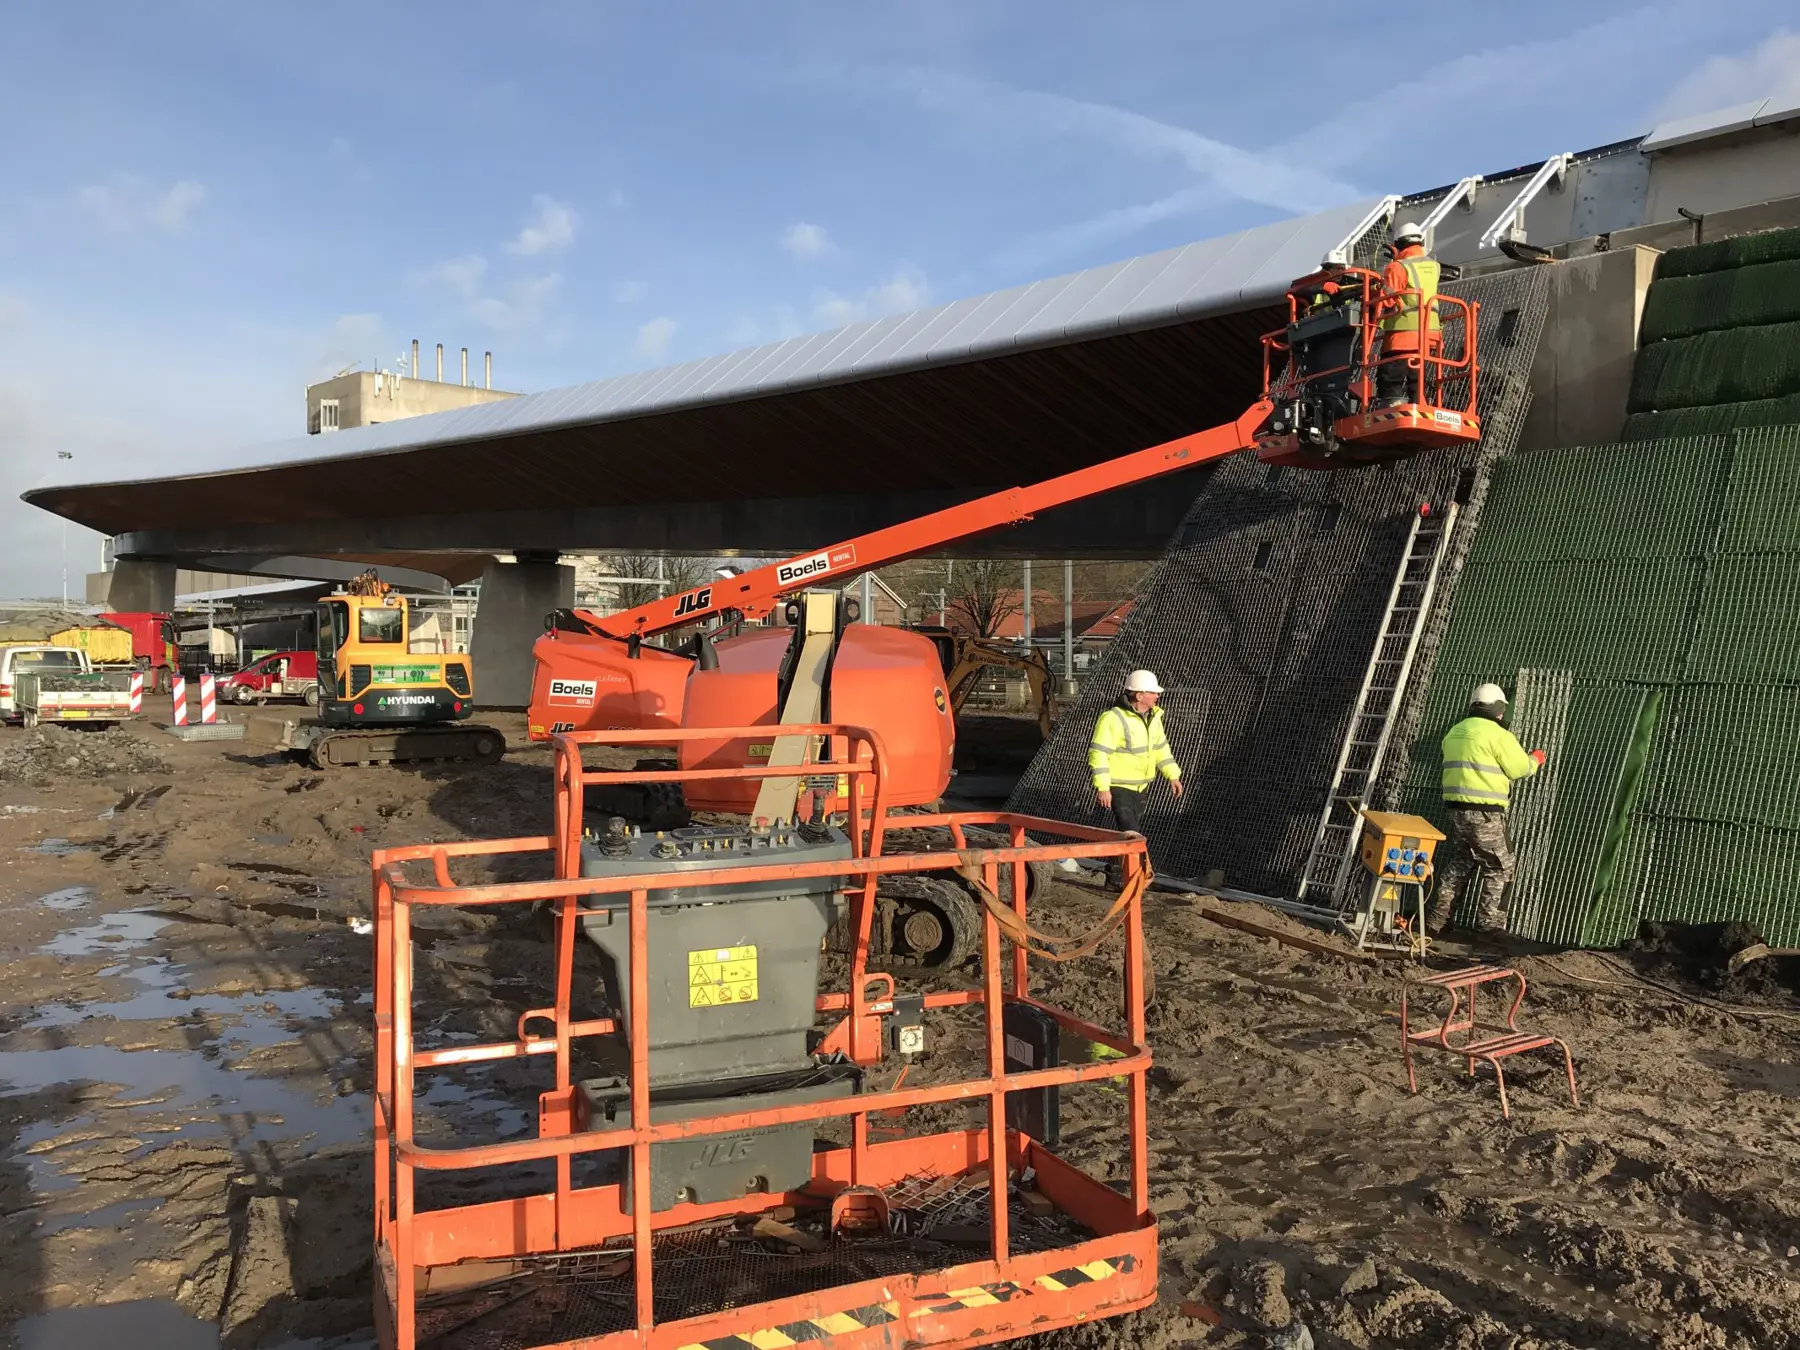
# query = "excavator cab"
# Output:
<box><xmin>1256</xmin><ymin>264</ymin><xmax>1481</xmax><ymax>469</ymax></box>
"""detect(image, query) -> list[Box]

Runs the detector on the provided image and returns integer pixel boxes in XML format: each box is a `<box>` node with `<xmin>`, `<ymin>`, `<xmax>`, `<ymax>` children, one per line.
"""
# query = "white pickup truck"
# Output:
<box><xmin>0</xmin><ymin>645</ymin><xmax>138</xmax><ymax>727</ymax></box>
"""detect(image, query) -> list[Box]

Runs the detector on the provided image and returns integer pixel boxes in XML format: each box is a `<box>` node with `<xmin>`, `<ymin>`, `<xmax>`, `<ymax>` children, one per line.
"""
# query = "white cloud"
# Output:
<box><xmin>894</xmin><ymin>69</ymin><xmax>1362</xmax><ymax>218</ymax></box>
<box><xmin>782</xmin><ymin>221</ymin><xmax>835</xmax><ymax>259</ymax></box>
<box><xmin>472</xmin><ymin>273</ymin><xmax>564</xmax><ymax>333</ymax></box>
<box><xmin>1661</xmin><ymin>30</ymin><xmax>1800</xmax><ymax>120</ymax></box>
<box><xmin>613</xmin><ymin>280</ymin><xmax>649</xmax><ymax>304</ymax></box>
<box><xmin>75</xmin><ymin>174</ymin><xmax>207</xmax><ymax>232</ymax></box>
<box><xmin>314</xmin><ymin>313</ymin><xmax>386</xmax><ymax>380</ymax></box>
<box><xmin>635</xmin><ymin>316</ymin><xmax>678</xmax><ymax>359</ymax></box>
<box><xmin>506</xmin><ymin>194</ymin><xmax>579</xmax><ymax>255</ymax></box>
<box><xmin>411</xmin><ymin>253</ymin><xmax>562</xmax><ymax>334</ymax></box>
<box><xmin>813</xmin><ymin>267</ymin><xmax>928</xmax><ymax>328</ymax></box>
<box><xmin>415</xmin><ymin>253</ymin><xmax>489</xmax><ymax>300</ymax></box>
<box><xmin>0</xmin><ymin>294</ymin><xmax>31</xmax><ymax>333</ymax></box>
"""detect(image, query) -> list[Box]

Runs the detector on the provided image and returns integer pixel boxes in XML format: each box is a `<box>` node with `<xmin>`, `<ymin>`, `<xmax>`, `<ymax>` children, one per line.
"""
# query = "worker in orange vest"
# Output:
<box><xmin>1375</xmin><ymin>222</ymin><xmax>1441</xmax><ymax>407</ymax></box>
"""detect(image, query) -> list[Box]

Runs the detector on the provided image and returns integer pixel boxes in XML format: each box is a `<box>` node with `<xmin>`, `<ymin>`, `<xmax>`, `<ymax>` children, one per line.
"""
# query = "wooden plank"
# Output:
<box><xmin>1179</xmin><ymin>895</ymin><xmax>1375</xmax><ymax>963</ymax></box>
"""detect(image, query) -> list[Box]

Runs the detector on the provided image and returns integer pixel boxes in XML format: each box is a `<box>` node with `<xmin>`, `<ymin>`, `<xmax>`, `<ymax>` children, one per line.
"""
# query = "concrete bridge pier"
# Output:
<box><xmin>469</xmin><ymin>554</ymin><xmax>574</xmax><ymax>709</ymax></box>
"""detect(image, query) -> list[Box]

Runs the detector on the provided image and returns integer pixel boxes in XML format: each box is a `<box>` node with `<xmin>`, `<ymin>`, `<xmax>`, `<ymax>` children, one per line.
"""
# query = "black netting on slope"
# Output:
<box><xmin>1008</xmin><ymin>267</ymin><xmax>1553</xmax><ymax>893</ymax></box>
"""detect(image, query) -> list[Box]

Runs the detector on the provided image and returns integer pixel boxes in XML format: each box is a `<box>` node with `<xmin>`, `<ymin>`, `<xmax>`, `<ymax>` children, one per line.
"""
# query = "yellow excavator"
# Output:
<box><xmin>912</xmin><ymin>626</ymin><xmax>1056</xmax><ymax>736</ymax></box>
<box><xmin>255</xmin><ymin>571</ymin><xmax>505</xmax><ymax>768</ymax></box>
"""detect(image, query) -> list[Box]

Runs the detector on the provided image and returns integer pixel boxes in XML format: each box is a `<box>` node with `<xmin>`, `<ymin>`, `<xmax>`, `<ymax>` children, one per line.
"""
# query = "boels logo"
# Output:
<box><xmin>548</xmin><ymin>678</ymin><xmax>597</xmax><ymax>707</ymax></box>
<box><xmin>776</xmin><ymin>545</ymin><xmax>856</xmax><ymax>588</ymax></box>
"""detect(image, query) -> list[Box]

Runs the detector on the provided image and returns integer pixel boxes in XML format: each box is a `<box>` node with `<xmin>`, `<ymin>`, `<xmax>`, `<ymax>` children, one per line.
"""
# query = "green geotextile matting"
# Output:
<box><xmin>1625</xmin><ymin>225</ymin><xmax>1800</xmax><ymax>439</ymax></box>
<box><xmin>1394</xmin><ymin>423</ymin><xmax>1800</xmax><ymax>947</ymax></box>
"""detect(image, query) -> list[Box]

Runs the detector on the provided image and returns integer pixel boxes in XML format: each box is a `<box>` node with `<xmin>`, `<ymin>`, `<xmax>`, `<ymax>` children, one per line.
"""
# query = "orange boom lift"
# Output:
<box><xmin>528</xmin><ymin>264</ymin><xmax>1478</xmax><ymax>816</ymax></box>
<box><xmin>375</xmin><ymin>268</ymin><xmax>1482</xmax><ymax>1350</ymax></box>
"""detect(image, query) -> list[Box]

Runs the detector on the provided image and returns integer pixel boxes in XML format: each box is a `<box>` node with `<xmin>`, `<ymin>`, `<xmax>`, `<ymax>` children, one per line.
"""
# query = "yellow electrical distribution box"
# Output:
<box><xmin>1358</xmin><ymin>810</ymin><xmax>1446</xmax><ymax>881</ymax></box>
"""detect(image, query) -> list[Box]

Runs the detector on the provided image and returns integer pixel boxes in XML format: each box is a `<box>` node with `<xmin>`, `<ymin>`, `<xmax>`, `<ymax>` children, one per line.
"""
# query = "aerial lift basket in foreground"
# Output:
<box><xmin>372</xmin><ymin>726</ymin><xmax>1156</xmax><ymax>1350</ymax></box>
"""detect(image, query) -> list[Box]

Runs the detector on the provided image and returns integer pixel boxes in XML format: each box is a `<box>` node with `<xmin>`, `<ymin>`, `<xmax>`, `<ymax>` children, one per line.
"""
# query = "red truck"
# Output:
<box><xmin>219</xmin><ymin>650</ymin><xmax>319</xmax><ymax>706</ymax></box>
<box><xmin>104</xmin><ymin>611</ymin><xmax>181</xmax><ymax>689</ymax></box>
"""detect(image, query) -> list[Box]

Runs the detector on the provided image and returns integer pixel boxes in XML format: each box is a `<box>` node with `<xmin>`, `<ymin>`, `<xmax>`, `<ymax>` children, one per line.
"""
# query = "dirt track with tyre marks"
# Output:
<box><xmin>1</xmin><ymin>705</ymin><xmax>1798</xmax><ymax>1348</ymax></box>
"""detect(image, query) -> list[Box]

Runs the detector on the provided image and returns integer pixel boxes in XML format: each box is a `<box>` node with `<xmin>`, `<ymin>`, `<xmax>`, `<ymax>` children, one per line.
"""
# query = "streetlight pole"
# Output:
<box><xmin>55</xmin><ymin>451</ymin><xmax>73</xmax><ymax>606</ymax></box>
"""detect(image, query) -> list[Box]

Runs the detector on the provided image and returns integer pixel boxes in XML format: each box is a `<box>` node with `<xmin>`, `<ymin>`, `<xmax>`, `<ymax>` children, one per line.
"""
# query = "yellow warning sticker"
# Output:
<box><xmin>688</xmin><ymin>945</ymin><xmax>759</xmax><ymax>1007</ymax></box>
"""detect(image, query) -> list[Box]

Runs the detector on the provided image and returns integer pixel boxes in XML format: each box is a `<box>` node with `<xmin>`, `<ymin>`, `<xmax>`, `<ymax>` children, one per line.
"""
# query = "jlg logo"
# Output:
<box><xmin>698</xmin><ymin>1137</ymin><xmax>755</xmax><ymax>1167</ymax></box>
<box><xmin>672</xmin><ymin>587</ymin><xmax>712</xmax><ymax>619</ymax></box>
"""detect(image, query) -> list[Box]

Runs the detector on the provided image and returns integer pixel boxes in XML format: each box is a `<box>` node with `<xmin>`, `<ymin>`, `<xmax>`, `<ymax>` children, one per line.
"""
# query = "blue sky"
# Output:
<box><xmin>4</xmin><ymin>0</ymin><xmax>1799</xmax><ymax>596</ymax></box>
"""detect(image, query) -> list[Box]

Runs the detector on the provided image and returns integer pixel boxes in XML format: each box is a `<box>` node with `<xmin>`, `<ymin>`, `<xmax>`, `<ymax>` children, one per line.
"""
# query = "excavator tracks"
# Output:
<box><xmin>304</xmin><ymin>723</ymin><xmax>507</xmax><ymax>769</ymax></box>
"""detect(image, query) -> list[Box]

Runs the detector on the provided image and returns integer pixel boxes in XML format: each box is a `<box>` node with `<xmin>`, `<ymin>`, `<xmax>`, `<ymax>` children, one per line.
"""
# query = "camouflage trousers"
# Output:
<box><xmin>1428</xmin><ymin>807</ymin><xmax>1515</xmax><ymax>933</ymax></box>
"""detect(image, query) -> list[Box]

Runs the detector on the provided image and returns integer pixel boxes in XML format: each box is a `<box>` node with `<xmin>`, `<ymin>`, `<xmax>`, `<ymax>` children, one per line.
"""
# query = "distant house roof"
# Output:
<box><xmin>1080</xmin><ymin>598</ymin><xmax>1136</xmax><ymax>641</ymax></box>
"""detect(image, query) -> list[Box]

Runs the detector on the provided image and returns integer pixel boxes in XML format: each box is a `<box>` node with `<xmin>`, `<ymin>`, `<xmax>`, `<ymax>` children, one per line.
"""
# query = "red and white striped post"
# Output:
<box><xmin>128</xmin><ymin>671</ymin><xmax>144</xmax><ymax>715</ymax></box>
<box><xmin>199</xmin><ymin>672</ymin><xmax>218</xmax><ymax>725</ymax></box>
<box><xmin>171</xmin><ymin>674</ymin><xmax>189</xmax><ymax>726</ymax></box>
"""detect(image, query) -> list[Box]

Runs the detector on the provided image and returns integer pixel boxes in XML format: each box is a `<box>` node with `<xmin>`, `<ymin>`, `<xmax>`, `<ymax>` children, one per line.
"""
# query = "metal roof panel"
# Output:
<box><xmin>1642</xmin><ymin>100</ymin><xmax>1769</xmax><ymax>151</ymax></box>
<box><xmin>849</xmin><ymin>308</ymin><xmax>943</xmax><ymax>371</ymax></box>
<box><xmin>1008</xmin><ymin>261</ymin><xmax>1138</xmax><ymax>343</ymax></box>
<box><xmin>1756</xmin><ymin>95</ymin><xmax>1800</xmax><ymax>128</ymax></box>
<box><xmin>925</xmin><ymin>287</ymin><xmax>1037</xmax><ymax>361</ymax></box>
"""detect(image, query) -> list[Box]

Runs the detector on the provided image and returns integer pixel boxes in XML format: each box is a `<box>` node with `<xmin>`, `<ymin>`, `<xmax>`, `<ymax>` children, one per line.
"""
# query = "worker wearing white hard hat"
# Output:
<box><xmin>1376</xmin><ymin>221</ymin><xmax>1441</xmax><ymax>408</ymax></box>
<box><xmin>1088</xmin><ymin>668</ymin><xmax>1184</xmax><ymax>885</ymax></box>
<box><xmin>1430</xmin><ymin>682</ymin><xmax>1547</xmax><ymax>936</ymax></box>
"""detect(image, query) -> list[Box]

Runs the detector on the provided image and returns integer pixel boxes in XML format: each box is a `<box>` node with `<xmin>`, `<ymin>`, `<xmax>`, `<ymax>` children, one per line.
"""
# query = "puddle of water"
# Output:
<box><xmin>38</xmin><ymin>1196</ymin><xmax>162</xmax><ymax>1234</ymax></box>
<box><xmin>28</xmin><ymin>837</ymin><xmax>95</xmax><ymax>856</ymax></box>
<box><xmin>419</xmin><ymin>1074</ymin><xmax>535</xmax><ymax>1140</ymax></box>
<box><xmin>30</xmin><ymin>958</ymin><xmax>338</xmax><ymax>1042</ymax></box>
<box><xmin>227</xmin><ymin>860</ymin><xmax>311</xmax><ymax>877</ymax></box>
<box><xmin>41</xmin><ymin>887</ymin><xmax>95</xmax><ymax>911</ymax></box>
<box><xmin>13</xmin><ymin>1297</ymin><xmax>219</xmax><ymax>1350</ymax></box>
<box><xmin>41</xmin><ymin>910</ymin><xmax>176</xmax><ymax>956</ymax></box>
<box><xmin>0</xmin><ymin>1041</ymin><xmax>359</xmax><ymax>1147</ymax></box>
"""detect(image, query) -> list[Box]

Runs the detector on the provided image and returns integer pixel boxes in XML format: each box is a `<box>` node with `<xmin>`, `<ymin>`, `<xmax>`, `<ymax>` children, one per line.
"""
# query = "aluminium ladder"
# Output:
<box><xmin>1296</xmin><ymin>502</ymin><xmax>1459</xmax><ymax>906</ymax></box>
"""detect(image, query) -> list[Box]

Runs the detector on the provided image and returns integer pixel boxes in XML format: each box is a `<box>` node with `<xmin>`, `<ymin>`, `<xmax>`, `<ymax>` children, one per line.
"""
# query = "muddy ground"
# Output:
<box><xmin>2</xmin><ymin>706</ymin><xmax>1799</xmax><ymax>1349</ymax></box>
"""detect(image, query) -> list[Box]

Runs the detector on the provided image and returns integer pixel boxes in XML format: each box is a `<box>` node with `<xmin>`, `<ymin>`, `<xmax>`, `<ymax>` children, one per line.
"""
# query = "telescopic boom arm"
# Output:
<box><xmin>563</xmin><ymin>399</ymin><xmax>1273</xmax><ymax>641</ymax></box>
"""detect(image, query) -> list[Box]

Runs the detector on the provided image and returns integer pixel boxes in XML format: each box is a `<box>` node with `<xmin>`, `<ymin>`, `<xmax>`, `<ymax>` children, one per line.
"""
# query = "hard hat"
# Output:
<box><xmin>1125</xmin><ymin>669</ymin><xmax>1164</xmax><ymax>694</ymax></box>
<box><xmin>1471</xmin><ymin>682</ymin><xmax>1508</xmax><ymax>707</ymax></box>
<box><xmin>1393</xmin><ymin>221</ymin><xmax>1426</xmax><ymax>245</ymax></box>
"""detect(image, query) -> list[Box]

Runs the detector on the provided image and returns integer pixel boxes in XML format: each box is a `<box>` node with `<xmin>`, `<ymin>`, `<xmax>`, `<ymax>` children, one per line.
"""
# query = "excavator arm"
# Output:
<box><xmin>556</xmin><ymin>398</ymin><xmax>1276</xmax><ymax>644</ymax></box>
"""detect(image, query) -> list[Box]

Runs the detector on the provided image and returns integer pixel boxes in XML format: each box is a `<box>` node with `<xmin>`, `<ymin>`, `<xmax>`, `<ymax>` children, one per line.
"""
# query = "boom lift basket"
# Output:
<box><xmin>371</xmin><ymin>725</ymin><xmax>1157</xmax><ymax>1350</ymax></box>
<box><xmin>1256</xmin><ymin>265</ymin><xmax>1482</xmax><ymax>469</ymax></box>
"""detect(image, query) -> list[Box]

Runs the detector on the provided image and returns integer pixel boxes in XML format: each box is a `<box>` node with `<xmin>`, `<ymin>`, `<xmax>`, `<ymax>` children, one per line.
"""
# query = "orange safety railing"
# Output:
<box><xmin>371</xmin><ymin>724</ymin><xmax>1158</xmax><ymax>1350</ymax></box>
<box><xmin>1260</xmin><ymin>265</ymin><xmax>1481</xmax><ymax>420</ymax></box>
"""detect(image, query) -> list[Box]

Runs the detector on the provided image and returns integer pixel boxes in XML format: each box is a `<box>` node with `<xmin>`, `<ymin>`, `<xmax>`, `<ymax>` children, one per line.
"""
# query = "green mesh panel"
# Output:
<box><xmin>1628</xmin><ymin>320</ymin><xmax>1800</xmax><ymax>413</ymax></box>
<box><xmin>1638</xmin><ymin>259</ymin><xmax>1800</xmax><ymax>343</ymax></box>
<box><xmin>1628</xmin><ymin>819</ymin><xmax>1800</xmax><ymax>948</ymax></box>
<box><xmin>1469</xmin><ymin>437</ymin><xmax>1727</xmax><ymax>563</ymax></box>
<box><xmin>1685</xmin><ymin>553</ymin><xmax>1800</xmax><ymax>683</ymax></box>
<box><xmin>1641</xmin><ymin>685</ymin><xmax>1800</xmax><ymax>830</ymax></box>
<box><xmin>1655</xmin><ymin>226</ymin><xmax>1800</xmax><ymax>279</ymax></box>
<box><xmin>1717</xmin><ymin>422</ymin><xmax>1800</xmax><ymax>552</ymax></box>
<box><xmin>1622</xmin><ymin>395</ymin><xmax>1800</xmax><ymax>441</ymax></box>
<box><xmin>1435</xmin><ymin>557</ymin><xmax>1704</xmax><ymax>683</ymax></box>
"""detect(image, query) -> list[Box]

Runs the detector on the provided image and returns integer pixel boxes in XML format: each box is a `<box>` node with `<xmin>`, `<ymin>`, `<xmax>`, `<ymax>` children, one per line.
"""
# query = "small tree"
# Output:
<box><xmin>945</xmin><ymin>559</ymin><xmax>1023</xmax><ymax>639</ymax></box>
<box><xmin>592</xmin><ymin>554</ymin><xmax>712</xmax><ymax>611</ymax></box>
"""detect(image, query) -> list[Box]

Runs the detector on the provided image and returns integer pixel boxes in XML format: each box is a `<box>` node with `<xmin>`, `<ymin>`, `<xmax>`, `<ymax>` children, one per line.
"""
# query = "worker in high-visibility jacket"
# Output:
<box><xmin>1089</xmin><ymin>668</ymin><xmax>1184</xmax><ymax>884</ymax></box>
<box><xmin>1429</xmin><ymin>682</ymin><xmax>1547</xmax><ymax>935</ymax></box>
<box><xmin>1375</xmin><ymin>221</ymin><xmax>1441</xmax><ymax>407</ymax></box>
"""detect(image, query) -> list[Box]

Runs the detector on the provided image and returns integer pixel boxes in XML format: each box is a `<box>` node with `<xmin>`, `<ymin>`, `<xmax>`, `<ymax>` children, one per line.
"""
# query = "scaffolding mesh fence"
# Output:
<box><xmin>1008</xmin><ymin>267</ymin><xmax>1554</xmax><ymax>893</ymax></box>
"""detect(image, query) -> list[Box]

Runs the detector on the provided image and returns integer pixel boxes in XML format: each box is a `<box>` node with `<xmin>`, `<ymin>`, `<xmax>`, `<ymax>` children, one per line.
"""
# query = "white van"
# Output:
<box><xmin>0</xmin><ymin>645</ymin><xmax>90</xmax><ymax>721</ymax></box>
